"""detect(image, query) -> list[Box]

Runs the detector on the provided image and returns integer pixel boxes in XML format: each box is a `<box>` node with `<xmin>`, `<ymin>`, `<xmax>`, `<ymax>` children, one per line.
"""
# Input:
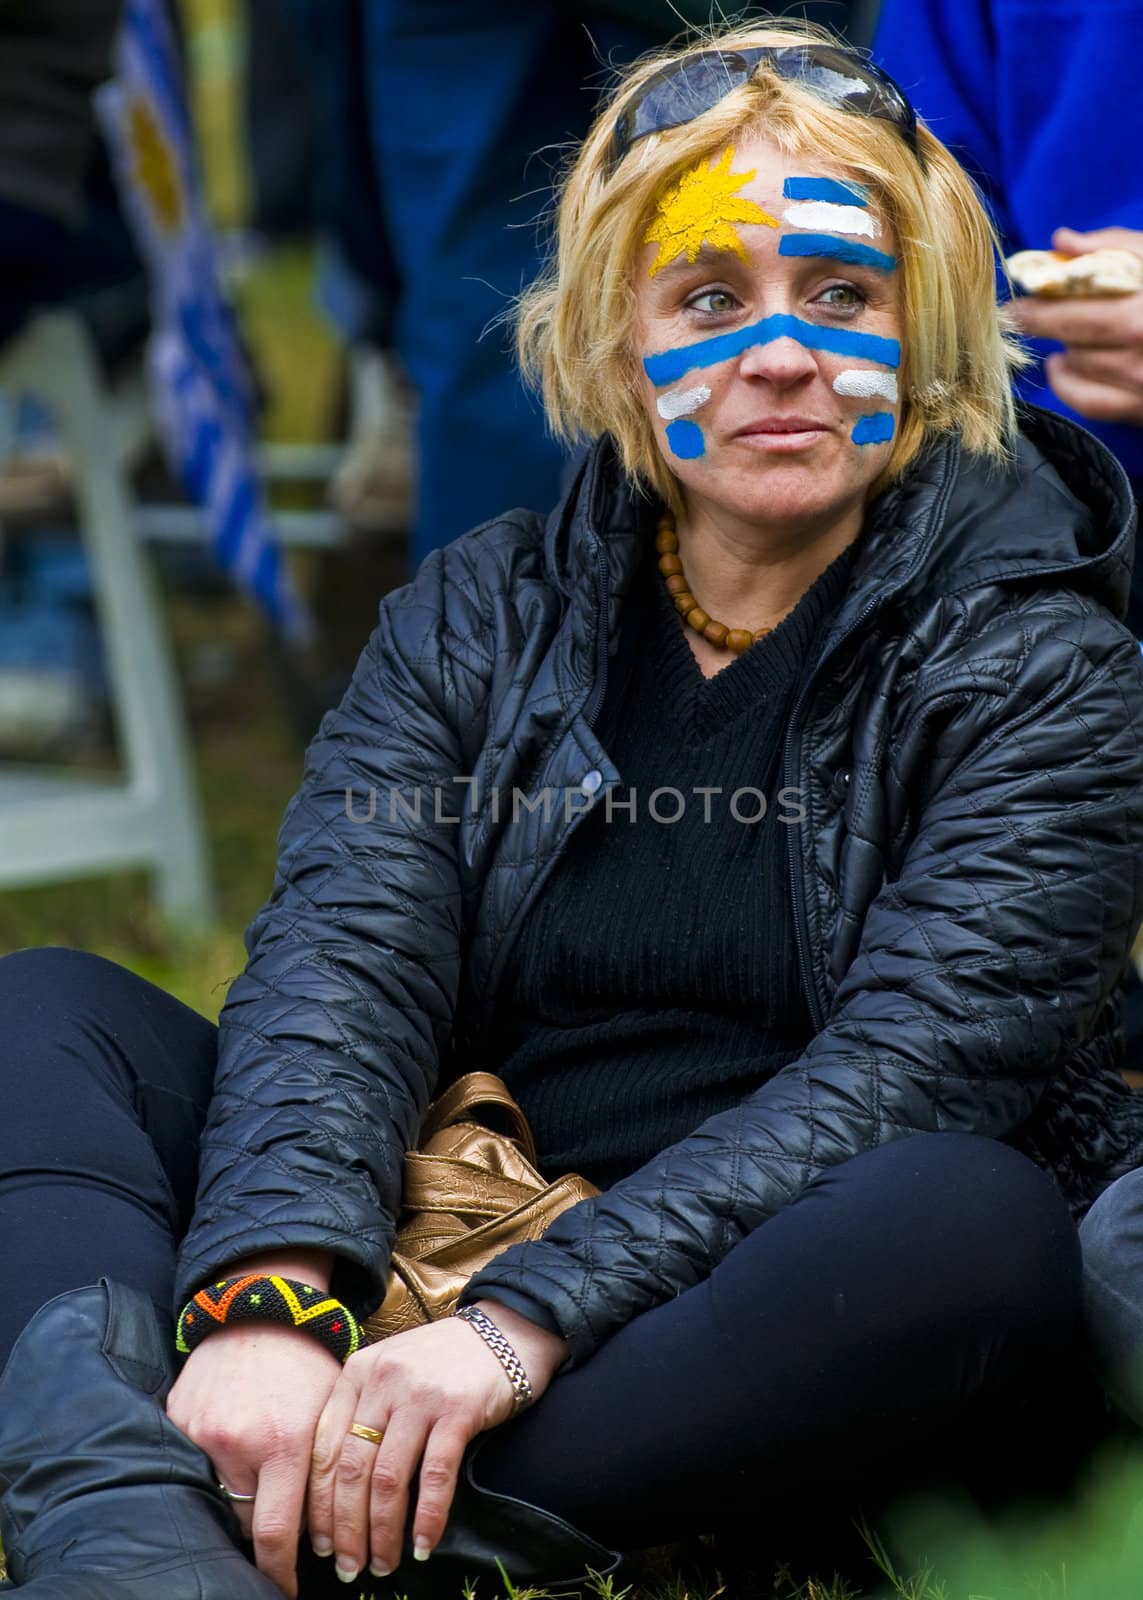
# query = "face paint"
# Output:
<box><xmin>783</xmin><ymin>176</ymin><xmax>869</xmax><ymax>207</ymax></box>
<box><xmin>781</xmin><ymin>201</ymin><xmax>879</xmax><ymax>238</ymax></box>
<box><xmin>833</xmin><ymin>370</ymin><xmax>899</xmax><ymax>404</ymax></box>
<box><xmin>644</xmin><ymin>147</ymin><xmax>778</xmax><ymax>278</ymax></box>
<box><xmin>851</xmin><ymin>412</ymin><xmax>896</xmax><ymax>446</ymax></box>
<box><xmin>665</xmin><ymin>419</ymin><xmax>705</xmax><ymax>459</ymax></box>
<box><xmin>778</xmin><ymin>234</ymin><xmax>897</xmax><ymax>273</ymax></box>
<box><xmin>644</xmin><ymin>313</ymin><xmax>901</xmax><ymax>386</ymax></box>
<box><xmin>656</xmin><ymin>383</ymin><xmax>712</xmax><ymax>421</ymax></box>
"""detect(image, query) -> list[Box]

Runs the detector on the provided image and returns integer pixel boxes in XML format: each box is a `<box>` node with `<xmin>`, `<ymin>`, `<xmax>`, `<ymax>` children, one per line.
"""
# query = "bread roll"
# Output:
<box><xmin>1006</xmin><ymin>248</ymin><xmax>1143</xmax><ymax>297</ymax></box>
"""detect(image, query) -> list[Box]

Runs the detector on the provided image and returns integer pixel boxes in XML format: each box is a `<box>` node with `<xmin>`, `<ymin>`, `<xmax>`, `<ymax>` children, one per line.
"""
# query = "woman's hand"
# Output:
<box><xmin>165</xmin><ymin>1250</ymin><xmax>339</xmax><ymax>1599</ymax></box>
<box><xmin>307</xmin><ymin>1301</ymin><xmax>567</xmax><ymax>1586</ymax></box>
<box><xmin>1009</xmin><ymin>226</ymin><xmax>1143</xmax><ymax>425</ymax></box>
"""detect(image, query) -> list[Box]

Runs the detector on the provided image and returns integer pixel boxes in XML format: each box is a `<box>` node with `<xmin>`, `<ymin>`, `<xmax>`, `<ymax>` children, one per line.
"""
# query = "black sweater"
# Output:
<box><xmin>489</xmin><ymin>524</ymin><xmax>858</xmax><ymax>1188</ymax></box>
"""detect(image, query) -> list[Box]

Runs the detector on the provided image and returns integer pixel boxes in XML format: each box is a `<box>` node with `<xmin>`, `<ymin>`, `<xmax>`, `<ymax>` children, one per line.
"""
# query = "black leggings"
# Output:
<box><xmin>0</xmin><ymin>947</ymin><xmax>1105</xmax><ymax>1566</ymax></box>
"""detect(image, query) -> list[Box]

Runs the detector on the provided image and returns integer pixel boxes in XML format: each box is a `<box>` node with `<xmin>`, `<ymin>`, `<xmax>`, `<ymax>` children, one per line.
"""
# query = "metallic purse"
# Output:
<box><xmin>361</xmin><ymin>1072</ymin><xmax>598</xmax><ymax>1343</ymax></box>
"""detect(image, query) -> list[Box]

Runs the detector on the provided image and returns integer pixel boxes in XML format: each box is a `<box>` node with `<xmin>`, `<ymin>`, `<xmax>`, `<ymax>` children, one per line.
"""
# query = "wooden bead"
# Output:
<box><xmin>657</xmin><ymin>510</ymin><xmax>790</xmax><ymax>654</ymax></box>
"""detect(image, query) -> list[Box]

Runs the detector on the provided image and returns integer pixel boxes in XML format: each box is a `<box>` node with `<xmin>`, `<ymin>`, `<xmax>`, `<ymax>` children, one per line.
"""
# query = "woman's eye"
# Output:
<box><xmin>686</xmin><ymin>288</ymin><xmax>739</xmax><ymax>316</ymax></box>
<box><xmin>815</xmin><ymin>283</ymin><xmax>867</xmax><ymax>311</ymax></box>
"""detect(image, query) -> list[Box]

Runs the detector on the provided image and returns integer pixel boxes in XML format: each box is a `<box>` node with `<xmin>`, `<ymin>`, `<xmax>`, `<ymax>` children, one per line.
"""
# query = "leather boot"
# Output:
<box><xmin>0</xmin><ymin>1277</ymin><xmax>282</xmax><ymax>1597</ymax></box>
<box><xmin>295</xmin><ymin>1436</ymin><xmax>624</xmax><ymax>1599</ymax></box>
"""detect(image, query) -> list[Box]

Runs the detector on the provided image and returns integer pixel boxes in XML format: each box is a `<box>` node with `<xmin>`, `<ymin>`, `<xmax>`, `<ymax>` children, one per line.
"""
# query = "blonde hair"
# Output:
<box><xmin>516</xmin><ymin>16</ymin><xmax>1027</xmax><ymax>510</ymax></box>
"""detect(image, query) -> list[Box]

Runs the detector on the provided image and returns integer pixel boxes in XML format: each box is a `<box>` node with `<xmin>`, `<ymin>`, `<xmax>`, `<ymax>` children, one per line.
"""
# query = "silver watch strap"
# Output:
<box><xmin>454</xmin><ymin>1305</ymin><xmax>535</xmax><ymax>1414</ymax></box>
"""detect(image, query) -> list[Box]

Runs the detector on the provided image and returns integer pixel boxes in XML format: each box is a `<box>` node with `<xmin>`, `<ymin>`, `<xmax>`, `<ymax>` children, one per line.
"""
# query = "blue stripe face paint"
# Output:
<box><xmin>643</xmin><ymin>314</ymin><xmax>901</xmax><ymax>387</ymax></box>
<box><xmin>851</xmin><ymin>412</ymin><xmax>895</xmax><ymax>446</ymax></box>
<box><xmin>779</xmin><ymin>234</ymin><xmax>897</xmax><ymax>274</ymax></box>
<box><xmin>782</xmin><ymin>176</ymin><xmax>869</xmax><ymax>208</ymax></box>
<box><xmin>665</xmin><ymin>418</ymin><xmax>705</xmax><ymax>459</ymax></box>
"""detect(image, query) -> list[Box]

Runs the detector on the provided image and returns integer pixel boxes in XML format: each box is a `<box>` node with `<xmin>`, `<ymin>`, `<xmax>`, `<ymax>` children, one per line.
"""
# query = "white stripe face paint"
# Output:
<box><xmin>781</xmin><ymin>201</ymin><xmax>879</xmax><ymax>238</ymax></box>
<box><xmin>833</xmin><ymin>370</ymin><xmax>899</xmax><ymax>404</ymax></box>
<box><xmin>656</xmin><ymin>383</ymin><xmax>712</xmax><ymax>420</ymax></box>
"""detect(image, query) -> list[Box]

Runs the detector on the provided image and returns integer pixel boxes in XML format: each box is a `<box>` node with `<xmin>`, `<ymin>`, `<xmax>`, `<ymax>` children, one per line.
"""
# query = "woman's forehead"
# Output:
<box><xmin>638</xmin><ymin>137</ymin><xmax>895</xmax><ymax>281</ymax></box>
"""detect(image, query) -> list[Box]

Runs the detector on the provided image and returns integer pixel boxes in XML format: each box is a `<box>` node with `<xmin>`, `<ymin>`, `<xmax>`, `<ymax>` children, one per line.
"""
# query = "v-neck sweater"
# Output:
<box><xmin>487</xmin><ymin>521</ymin><xmax>858</xmax><ymax>1190</ymax></box>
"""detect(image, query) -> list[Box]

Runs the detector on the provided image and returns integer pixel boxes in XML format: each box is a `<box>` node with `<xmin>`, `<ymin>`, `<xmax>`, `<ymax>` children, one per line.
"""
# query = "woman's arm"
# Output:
<box><xmin>466</xmin><ymin>604</ymin><xmax>1143</xmax><ymax>1364</ymax></box>
<box><xmin>174</xmin><ymin>547</ymin><xmax>487</xmax><ymax>1319</ymax></box>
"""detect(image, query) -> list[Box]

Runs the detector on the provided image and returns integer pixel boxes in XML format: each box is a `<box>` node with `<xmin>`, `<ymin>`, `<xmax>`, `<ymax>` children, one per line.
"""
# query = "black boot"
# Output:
<box><xmin>295</xmin><ymin>1437</ymin><xmax>624</xmax><ymax>1599</ymax></box>
<box><xmin>0</xmin><ymin>1278</ymin><xmax>282</xmax><ymax>1597</ymax></box>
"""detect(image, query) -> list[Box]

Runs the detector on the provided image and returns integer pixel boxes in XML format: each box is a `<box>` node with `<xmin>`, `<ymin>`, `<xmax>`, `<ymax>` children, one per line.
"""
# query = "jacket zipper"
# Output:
<box><xmin>784</xmin><ymin>603</ymin><xmax>870</xmax><ymax>1032</ymax></box>
<box><xmin>581</xmin><ymin>541</ymin><xmax>611</xmax><ymax>729</ymax></box>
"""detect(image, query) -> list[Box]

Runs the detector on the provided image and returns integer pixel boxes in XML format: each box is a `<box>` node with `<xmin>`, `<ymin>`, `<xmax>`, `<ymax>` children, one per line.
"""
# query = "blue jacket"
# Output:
<box><xmin>875</xmin><ymin>0</ymin><xmax>1143</xmax><ymax>485</ymax></box>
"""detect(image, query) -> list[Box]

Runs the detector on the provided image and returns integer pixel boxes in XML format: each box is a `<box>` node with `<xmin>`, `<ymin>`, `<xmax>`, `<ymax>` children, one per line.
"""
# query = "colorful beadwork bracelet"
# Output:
<box><xmin>176</xmin><ymin>1274</ymin><xmax>364</xmax><ymax>1364</ymax></box>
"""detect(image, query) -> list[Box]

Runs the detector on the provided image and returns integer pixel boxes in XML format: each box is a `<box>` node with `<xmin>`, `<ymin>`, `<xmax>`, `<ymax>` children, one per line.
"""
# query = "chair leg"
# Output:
<box><xmin>0</xmin><ymin>314</ymin><xmax>215</xmax><ymax>929</ymax></box>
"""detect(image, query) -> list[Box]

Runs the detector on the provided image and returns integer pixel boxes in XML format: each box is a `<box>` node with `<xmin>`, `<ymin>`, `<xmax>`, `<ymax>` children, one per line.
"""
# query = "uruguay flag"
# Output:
<box><xmin>96</xmin><ymin>0</ymin><xmax>310</xmax><ymax>642</ymax></box>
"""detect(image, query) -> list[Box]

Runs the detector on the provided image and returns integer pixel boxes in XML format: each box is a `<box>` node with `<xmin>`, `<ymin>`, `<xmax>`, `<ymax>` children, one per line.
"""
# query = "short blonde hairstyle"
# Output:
<box><xmin>517</xmin><ymin>16</ymin><xmax>1027</xmax><ymax>510</ymax></box>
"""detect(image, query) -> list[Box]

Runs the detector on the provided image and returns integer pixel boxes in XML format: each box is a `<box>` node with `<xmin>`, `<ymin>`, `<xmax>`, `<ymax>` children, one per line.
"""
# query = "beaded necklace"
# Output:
<box><xmin>655</xmin><ymin>511</ymin><xmax>792</xmax><ymax>655</ymax></box>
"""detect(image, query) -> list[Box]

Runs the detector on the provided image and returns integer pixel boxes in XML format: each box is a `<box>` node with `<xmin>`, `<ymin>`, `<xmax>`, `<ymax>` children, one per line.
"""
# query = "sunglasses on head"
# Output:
<box><xmin>608</xmin><ymin>43</ymin><xmax>923</xmax><ymax>174</ymax></box>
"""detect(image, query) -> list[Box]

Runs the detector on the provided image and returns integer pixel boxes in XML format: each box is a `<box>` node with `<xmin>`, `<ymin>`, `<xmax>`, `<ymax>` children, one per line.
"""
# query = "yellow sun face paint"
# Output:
<box><xmin>644</xmin><ymin>147</ymin><xmax>778</xmax><ymax>279</ymax></box>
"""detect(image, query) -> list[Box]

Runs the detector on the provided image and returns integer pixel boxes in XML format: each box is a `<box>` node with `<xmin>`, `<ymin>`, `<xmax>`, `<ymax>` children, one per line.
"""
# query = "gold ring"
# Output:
<box><xmin>349</xmin><ymin>1422</ymin><xmax>385</xmax><ymax>1446</ymax></box>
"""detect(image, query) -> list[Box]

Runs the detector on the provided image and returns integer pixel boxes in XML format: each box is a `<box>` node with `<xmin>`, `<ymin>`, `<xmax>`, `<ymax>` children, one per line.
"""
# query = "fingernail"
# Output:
<box><xmin>413</xmin><ymin>1538</ymin><xmax>432</xmax><ymax>1562</ymax></box>
<box><xmin>336</xmin><ymin>1563</ymin><xmax>360</xmax><ymax>1583</ymax></box>
<box><xmin>369</xmin><ymin>1562</ymin><xmax>393</xmax><ymax>1578</ymax></box>
<box><xmin>311</xmin><ymin>1538</ymin><xmax>333</xmax><ymax>1557</ymax></box>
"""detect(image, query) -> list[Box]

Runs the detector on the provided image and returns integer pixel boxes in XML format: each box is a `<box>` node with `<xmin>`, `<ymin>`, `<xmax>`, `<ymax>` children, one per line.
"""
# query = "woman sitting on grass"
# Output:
<box><xmin>3</xmin><ymin>18</ymin><xmax>1143</xmax><ymax>1600</ymax></box>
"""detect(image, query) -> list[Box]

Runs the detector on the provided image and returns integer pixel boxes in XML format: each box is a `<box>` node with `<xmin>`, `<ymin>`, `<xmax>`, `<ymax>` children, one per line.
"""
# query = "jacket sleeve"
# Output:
<box><xmin>174</xmin><ymin>553</ymin><xmax>474</xmax><ymax>1317</ymax></box>
<box><xmin>465</xmin><ymin>608</ymin><xmax>1143</xmax><ymax>1365</ymax></box>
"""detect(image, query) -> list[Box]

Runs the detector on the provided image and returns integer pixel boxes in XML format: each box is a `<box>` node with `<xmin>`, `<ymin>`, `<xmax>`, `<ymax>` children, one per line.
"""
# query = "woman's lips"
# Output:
<box><xmin>733</xmin><ymin>420</ymin><xmax>830</xmax><ymax>452</ymax></box>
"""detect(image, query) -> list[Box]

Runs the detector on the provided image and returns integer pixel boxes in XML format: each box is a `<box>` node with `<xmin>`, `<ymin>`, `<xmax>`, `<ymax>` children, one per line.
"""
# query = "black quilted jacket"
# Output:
<box><xmin>176</xmin><ymin>407</ymin><xmax>1143</xmax><ymax>1367</ymax></box>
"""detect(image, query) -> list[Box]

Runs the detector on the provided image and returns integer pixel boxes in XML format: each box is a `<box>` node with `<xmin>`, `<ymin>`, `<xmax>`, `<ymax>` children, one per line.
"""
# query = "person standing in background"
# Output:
<box><xmin>366</xmin><ymin>0</ymin><xmax>858</xmax><ymax>565</ymax></box>
<box><xmin>874</xmin><ymin>0</ymin><xmax>1143</xmax><ymax>629</ymax></box>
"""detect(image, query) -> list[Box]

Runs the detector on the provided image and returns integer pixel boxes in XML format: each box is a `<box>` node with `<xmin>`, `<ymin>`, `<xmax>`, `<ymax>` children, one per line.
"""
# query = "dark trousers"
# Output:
<box><xmin>0</xmin><ymin>947</ymin><xmax>1105</xmax><ymax>1575</ymax></box>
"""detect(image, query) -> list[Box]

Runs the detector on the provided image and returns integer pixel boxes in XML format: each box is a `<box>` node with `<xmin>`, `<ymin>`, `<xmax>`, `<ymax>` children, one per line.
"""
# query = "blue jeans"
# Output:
<box><xmin>1081</xmin><ymin>1168</ymin><xmax>1143</xmax><ymax>1421</ymax></box>
<box><xmin>360</xmin><ymin>2</ymin><xmax>657</xmax><ymax>562</ymax></box>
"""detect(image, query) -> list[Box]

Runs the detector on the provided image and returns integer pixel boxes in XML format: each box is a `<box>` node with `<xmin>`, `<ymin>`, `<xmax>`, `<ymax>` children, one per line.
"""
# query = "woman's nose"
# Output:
<box><xmin>736</xmin><ymin>333</ymin><xmax>819</xmax><ymax>386</ymax></box>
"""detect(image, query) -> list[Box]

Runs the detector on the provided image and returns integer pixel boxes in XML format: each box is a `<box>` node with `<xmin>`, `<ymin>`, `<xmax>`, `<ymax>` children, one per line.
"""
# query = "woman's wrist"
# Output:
<box><xmin>177</xmin><ymin>1257</ymin><xmax>361</xmax><ymax>1363</ymax></box>
<box><xmin>469</xmin><ymin>1297</ymin><xmax>568</xmax><ymax>1392</ymax></box>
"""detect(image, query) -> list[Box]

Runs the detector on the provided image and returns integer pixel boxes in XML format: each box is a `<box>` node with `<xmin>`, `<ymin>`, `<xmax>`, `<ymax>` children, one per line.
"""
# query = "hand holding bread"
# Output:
<box><xmin>1007</xmin><ymin>227</ymin><xmax>1143</xmax><ymax>426</ymax></box>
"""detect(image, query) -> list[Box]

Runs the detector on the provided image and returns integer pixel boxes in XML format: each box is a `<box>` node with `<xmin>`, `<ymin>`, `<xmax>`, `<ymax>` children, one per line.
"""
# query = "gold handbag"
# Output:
<box><xmin>361</xmin><ymin>1072</ymin><xmax>598</xmax><ymax>1343</ymax></box>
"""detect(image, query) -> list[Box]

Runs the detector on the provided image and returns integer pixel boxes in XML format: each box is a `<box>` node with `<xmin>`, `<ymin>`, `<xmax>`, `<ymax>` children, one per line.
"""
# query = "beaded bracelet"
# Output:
<box><xmin>176</xmin><ymin>1274</ymin><xmax>364</xmax><ymax>1364</ymax></box>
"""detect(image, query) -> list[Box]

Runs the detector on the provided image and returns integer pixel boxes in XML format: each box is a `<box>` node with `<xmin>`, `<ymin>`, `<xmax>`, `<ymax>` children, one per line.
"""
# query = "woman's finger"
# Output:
<box><xmin>408</xmin><ymin>1418</ymin><xmax>472</xmax><ymax>1562</ymax></box>
<box><xmin>214</xmin><ymin>1464</ymin><xmax>258</xmax><ymax>1544</ymax></box>
<box><xmin>307</xmin><ymin>1372</ymin><xmax>362</xmax><ymax>1558</ymax></box>
<box><xmin>251</xmin><ymin>1453</ymin><xmax>309</xmax><ymax>1600</ymax></box>
<box><xmin>339</xmin><ymin>1413</ymin><xmax>425</xmax><ymax>1582</ymax></box>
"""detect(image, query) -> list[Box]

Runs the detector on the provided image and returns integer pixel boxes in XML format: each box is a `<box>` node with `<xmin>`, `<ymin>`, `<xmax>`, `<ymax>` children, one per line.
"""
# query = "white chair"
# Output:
<box><xmin>0</xmin><ymin>311</ymin><xmax>215</xmax><ymax>926</ymax></box>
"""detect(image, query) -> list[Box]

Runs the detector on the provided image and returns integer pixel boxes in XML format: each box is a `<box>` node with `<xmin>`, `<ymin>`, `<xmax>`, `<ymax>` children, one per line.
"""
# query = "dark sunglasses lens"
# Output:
<box><xmin>767</xmin><ymin>46</ymin><xmax>918</xmax><ymax>150</ymax></box>
<box><xmin>612</xmin><ymin>51</ymin><xmax>756</xmax><ymax>165</ymax></box>
<box><xmin>610</xmin><ymin>43</ymin><xmax>919</xmax><ymax>170</ymax></box>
